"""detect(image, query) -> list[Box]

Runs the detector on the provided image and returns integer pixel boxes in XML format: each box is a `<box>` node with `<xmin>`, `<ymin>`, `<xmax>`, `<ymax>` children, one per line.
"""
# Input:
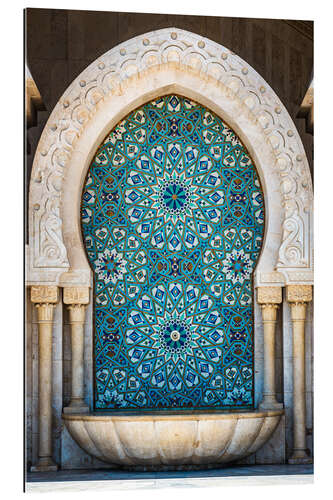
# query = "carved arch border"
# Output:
<box><xmin>27</xmin><ymin>28</ymin><xmax>313</xmax><ymax>287</ymax></box>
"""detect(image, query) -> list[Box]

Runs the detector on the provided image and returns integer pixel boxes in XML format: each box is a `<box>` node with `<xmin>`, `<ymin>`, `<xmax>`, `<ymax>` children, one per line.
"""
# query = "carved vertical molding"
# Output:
<box><xmin>257</xmin><ymin>287</ymin><xmax>283</xmax><ymax>410</ymax></box>
<box><xmin>30</xmin><ymin>285</ymin><xmax>59</xmax><ymax>472</ymax></box>
<box><xmin>287</xmin><ymin>284</ymin><xmax>312</xmax><ymax>464</ymax></box>
<box><xmin>63</xmin><ymin>287</ymin><xmax>90</xmax><ymax>414</ymax></box>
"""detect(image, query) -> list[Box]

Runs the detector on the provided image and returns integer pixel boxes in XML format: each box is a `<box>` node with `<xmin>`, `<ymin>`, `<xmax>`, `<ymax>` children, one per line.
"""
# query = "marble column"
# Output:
<box><xmin>63</xmin><ymin>287</ymin><xmax>90</xmax><ymax>414</ymax></box>
<box><xmin>287</xmin><ymin>284</ymin><xmax>313</xmax><ymax>464</ymax></box>
<box><xmin>257</xmin><ymin>287</ymin><xmax>283</xmax><ymax>410</ymax></box>
<box><xmin>30</xmin><ymin>285</ymin><xmax>59</xmax><ymax>472</ymax></box>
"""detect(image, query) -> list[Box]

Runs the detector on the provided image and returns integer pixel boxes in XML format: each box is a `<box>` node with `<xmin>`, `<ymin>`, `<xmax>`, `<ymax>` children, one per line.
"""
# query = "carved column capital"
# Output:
<box><xmin>260</xmin><ymin>303</ymin><xmax>279</xmax><ymax>322</ymax></box>
<box><xmin>31</xmin><ymin>285</ymin><xmax>59</xmax><ymax>304</ymax></box>
<box><xmin>67</xmin><ymin>304</ymin><xmax>86</xmax><ymax>323</ymax></box>
<box><xmin>63</xmin><ymin>286</ymin><xmax>90</xmax><ymax>305</ymax></box>
<box><xmin>286</xmin><ymin>285</ymin><xmax>312</xmax><ymax>304</ymax></box>
<box><xmin>34</xmin><ymin>303</ymin><xmax>56</xmax><ymax>322</ymax></box>
<box><xmin>289</xmin><ymin>302</ymin><xmax>308</xmax><ymax>322</ymax></box>
<box><xmin>257</xmin><ymin>286</ymin><xmax>282</xmax><ymax>305</ymax></box>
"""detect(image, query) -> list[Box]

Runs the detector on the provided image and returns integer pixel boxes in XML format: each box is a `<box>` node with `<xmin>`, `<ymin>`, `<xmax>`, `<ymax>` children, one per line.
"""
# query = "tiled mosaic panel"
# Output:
<box><xmin>81</xmin><ymin>95</ymin><xmax>264</xmax><ymax>411</ymax></box>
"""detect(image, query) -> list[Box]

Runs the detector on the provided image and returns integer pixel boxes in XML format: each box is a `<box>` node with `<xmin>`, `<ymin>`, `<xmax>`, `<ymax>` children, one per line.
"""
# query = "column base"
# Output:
<box><xmin>30</xmin><ymin>457</ymin><xmax>58</xmax><ymax>472</ymax></box>
<box><xmin>288</xmin><ymin>450</ymin><xmax>313</xmax><ymax>465</ymax></box>
<box><xmin>259</xmin><ymin>399</ymin><xmax>283</xmax><ymax>411</ymax></box>
<box><xmin>63</xmin><ymin>402</ymin><xmax>89</xmax><ymax>415</ymax></box>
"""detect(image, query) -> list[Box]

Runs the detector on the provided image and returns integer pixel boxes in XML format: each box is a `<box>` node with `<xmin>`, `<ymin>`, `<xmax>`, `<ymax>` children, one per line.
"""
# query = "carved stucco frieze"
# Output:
<box><xmin>285</xmin><ymin>270</ymin><xmax>314</xmax><ymax>283</ymax></box>
<box><xmin>255</xmin><ymin>271</ymin><xmax>285</xmax><ymax>286</ymax></box>
<box><xmin>256</xmin><ymin>269</ymin><xmax>314</xmax><ymax>288</ymax></box>
<box><xmin>29</xmin><ymin>28</ymin><xmax>313</xmax><ymax>283</ymax></box>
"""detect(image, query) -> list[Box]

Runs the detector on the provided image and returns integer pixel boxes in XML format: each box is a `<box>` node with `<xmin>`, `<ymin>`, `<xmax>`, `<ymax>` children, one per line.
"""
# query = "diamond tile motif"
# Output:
<box><xmin>81</xmin><ymin>95</ymin><xmax>264</xmax><ymax>411</ymax></box>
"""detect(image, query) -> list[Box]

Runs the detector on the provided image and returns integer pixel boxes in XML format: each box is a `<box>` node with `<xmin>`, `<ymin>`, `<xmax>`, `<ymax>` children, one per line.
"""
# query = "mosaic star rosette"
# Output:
<box><xmin>81</xmin><ymin>95</ymin><xmax>264</xmax><ymax>411</ymax></box>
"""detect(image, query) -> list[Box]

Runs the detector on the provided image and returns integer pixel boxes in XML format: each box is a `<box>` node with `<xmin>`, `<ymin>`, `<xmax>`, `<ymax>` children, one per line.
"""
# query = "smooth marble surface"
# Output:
<box><xmin>26</xmin><ymin>464</ymin><xmax>313</xmax><ymax>492</ymax></box>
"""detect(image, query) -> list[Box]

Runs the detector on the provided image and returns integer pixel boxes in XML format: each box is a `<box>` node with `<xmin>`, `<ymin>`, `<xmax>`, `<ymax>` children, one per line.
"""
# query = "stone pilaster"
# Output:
<box><xmin>287</xmin><ymin>285</ymin><xmax>313</xmax><ymax>464</ymax></box>
<box><xmin>257</xmin><ymin>287</ymin><xmax>283</xmax><ymax>410</ymax></box>
<box><xmin>63</xmin><ymin>287</ymin><xmax>90</xmax><ymax>414</ymax></box>
<box><xmin>30</xmin><ymin>285</ymin><xmax>59</xmax><ymax>472</ymax></box>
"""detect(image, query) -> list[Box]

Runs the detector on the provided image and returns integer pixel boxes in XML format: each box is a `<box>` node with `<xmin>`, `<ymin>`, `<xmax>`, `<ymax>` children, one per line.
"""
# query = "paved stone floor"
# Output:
<box><xmin>26</xmin><ymin>464</ymin><xmax>313</xmax><ymax>492</ymax></box>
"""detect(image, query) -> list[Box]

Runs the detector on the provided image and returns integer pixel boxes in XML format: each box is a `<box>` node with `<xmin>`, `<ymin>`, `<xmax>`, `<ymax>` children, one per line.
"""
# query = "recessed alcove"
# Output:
<box><xmin>26</xmin><ymin>27</ymin><xmax>313</xmax><ymax>471</ymax></box>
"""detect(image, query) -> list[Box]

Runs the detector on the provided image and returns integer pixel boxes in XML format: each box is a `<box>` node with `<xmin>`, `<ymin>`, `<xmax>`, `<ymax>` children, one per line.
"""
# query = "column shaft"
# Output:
<box><xmin>36</xmin><ymin>305</ymin><xmax>54</xmax><ymax>460</ymax></box>
<box><xmin>30</xmin><ymin>285</ymin><xmax>59</xmax><ymax>472</ymax></box>
<box><xmin>287</xmin><ymin>285</ymin><xmax>312</xmax><ymax>464</ymax></box>
<box><xmin>260</xmin><ymin>304</ymin><xmax>283</xmax><ymax>409</ymax></box>
<box><xmin>292</xmin><ymin>306</ymin><xmax>307</xmax><ymax>453</ymax></box>
<box><xmin>63</xmin><ymin>287</ymin><xmax>89</xmax><ymax>414</ymax></box>
<box><xmin>70</xmin><ymin>311</ymin><xmax>85</xmax><ymax>403</ymax></box>
<box><xmin>257</xmin><ymin>287</ymin><xmax>283</xmax><ymax>410</ymax></box>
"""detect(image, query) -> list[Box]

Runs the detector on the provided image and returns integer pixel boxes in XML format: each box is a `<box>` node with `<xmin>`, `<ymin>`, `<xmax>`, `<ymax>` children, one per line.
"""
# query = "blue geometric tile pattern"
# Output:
<box><xmin>81</xmin><ymin>95</ymin><xmax>264</xmax><ymax>411</ymax></box>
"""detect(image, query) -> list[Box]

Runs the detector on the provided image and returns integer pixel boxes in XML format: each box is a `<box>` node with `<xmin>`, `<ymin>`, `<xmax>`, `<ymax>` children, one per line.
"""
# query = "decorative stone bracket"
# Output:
<box><xmin>30</xmin><ymin>285</ymin><xmax>59</xmax><ymax>472</ymax></box>
<box><xmin>63</xmin><ymin>287</ymin><xmax>90</xmax><ymax>414</ymax></box>
<box><xmin>257</xmin><ymin>287</ymin><xmax>283</xmax><ymax>411</ymax></box>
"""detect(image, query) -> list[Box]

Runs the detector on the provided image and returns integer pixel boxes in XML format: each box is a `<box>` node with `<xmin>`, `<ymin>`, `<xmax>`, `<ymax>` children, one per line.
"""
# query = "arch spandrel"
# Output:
<box><xmin>27</xmin><ymin>28</ymin><xmax>313</xmax><ymax>288</ymax></box>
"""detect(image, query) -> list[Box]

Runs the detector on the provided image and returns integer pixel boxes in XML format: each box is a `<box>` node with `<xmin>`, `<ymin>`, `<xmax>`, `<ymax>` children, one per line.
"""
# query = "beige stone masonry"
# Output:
<box><xmin>30</xmin><ymin>285</ymin><xmax>59</xmax><ymax>472</ymax></box>
<box><xmin>257</xmin><ymin>287</ymin><xmax>283</xmax><ymax>411</ymax></box>
<box><xmin>26</xmin><ymin>64</ymin><xmax>43</xmax><ymax>128</ymax></box>
<box><xmin>299</xmin><ymin>80</ymin><xmax>313</xmax><ymax>134</ymax></box>
<box><xmin>63</xmin><ymin>287</ymin><xmax>90</xmax><ymax>414</ymax></box>
<box><xmin>287</xmin><ymin>284</ymin><xmax>312</xmax><ymax>464</ymax></box>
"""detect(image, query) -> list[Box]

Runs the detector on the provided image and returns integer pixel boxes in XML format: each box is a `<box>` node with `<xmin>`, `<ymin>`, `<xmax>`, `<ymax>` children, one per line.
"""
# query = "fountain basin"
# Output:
<box><xmin>63</xmin><ymin>410</ymin><xmax>283</xmax><ymax>468</ymax></box>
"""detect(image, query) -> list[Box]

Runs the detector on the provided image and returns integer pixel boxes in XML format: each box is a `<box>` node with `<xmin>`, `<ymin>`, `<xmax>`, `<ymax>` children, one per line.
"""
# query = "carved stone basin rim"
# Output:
<box><xmin>63</xmin><ymin>410</ymin><xmax>283</xmax><ymax>468</ymax></box>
